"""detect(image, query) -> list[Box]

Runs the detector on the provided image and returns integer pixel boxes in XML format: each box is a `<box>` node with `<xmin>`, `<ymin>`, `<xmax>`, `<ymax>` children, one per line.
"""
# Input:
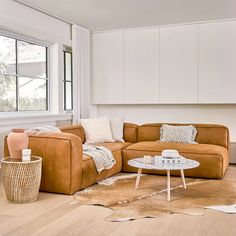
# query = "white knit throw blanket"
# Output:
<box><xmin>27</xmin><ymin>125</ymin><xmax>62</xmax><ymax>133</ymax></box>
<box><xmin>83</xmin><ymin>144</ymin><xmax>116</xmax><ymax>173</ymax></box>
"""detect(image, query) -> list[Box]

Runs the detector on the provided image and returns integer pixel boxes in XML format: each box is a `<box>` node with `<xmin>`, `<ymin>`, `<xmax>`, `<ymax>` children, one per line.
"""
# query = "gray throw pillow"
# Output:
<box><xmin>160</xmin><ymin>124</ymin><xmax>197</xmax><ymax>144</ymax></box>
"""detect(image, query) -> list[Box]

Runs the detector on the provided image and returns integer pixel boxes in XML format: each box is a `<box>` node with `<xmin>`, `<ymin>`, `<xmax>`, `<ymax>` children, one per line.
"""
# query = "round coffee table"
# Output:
<box><xmin>128</xmin><ymin>156</ymin><xmax>200</xmax><ymax>201</ymax></box>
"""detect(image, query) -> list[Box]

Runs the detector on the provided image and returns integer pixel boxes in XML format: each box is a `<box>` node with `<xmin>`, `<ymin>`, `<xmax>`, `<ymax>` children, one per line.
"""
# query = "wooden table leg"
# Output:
<box><xmin>167</xmin><ymin>170</ymin><xmax>171</xmax><ymax>201</ymax></box>
<box><xmin>135</xmin><ymin>168</ymin><xmax>142</xmax><ymax>189</ymax></box>
<box><xmin>180</xmin><ymin>169</ymin><xmax>187</xmax><ymax>189</ymax></box>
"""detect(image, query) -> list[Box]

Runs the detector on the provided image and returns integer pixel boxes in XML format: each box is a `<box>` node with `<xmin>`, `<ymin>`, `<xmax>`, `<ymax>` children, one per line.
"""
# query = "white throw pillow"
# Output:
<box><xmin>110</xmin><ymin>117</ymin><xmax>124</xmax><ymax>142</ymax></box>
<box><xmin>160</xmin><ymin>124</ymin><xmax>197</xmax><ymax>144</ymax></box>
<box><xmin>80</xmin><ymin>116</ymin><xmax>114</xmax><ymax>144</ymax></box>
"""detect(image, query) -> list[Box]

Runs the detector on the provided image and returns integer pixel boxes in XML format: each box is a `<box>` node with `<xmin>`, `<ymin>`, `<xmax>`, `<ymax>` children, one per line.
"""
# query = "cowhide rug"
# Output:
<box><xmin>73</xmin><ymin>167</ymin><xmax>236</xmax><ymax>222</ymax></box>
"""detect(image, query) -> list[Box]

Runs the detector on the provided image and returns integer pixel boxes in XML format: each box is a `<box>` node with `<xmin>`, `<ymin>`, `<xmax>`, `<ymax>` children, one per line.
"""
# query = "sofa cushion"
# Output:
<box><xmin>138</xmin><ymin>123</ymin><xmax>229</xmax><ymax>149</ymax></box>
<box><xmin>160</xmin><ymin>124</ymin><xmax>197</xmax><ymax>144</ymax></box>
<box><xmin>122</xmin><ymin>141</ymin><xmax>228</xmax><ymax>178</ymax></box>
<box><xmin>110</xmin><ymin>117</ymin><xmax>124</xmax><ymax>142</ymax></box>
<box><xmin>60</xmin><ymin>123</ymin><xmax>138</xmax><ymax>145</ymax></box>
<box><xmin>60</xmin><ymin>125</ymin><xmax>85</xmax><ymax>143</ymax></box>
<box><xmin>80</xmin><ymin>116</ymin><xmax>114</xmax><ymax>143</ymax></box>
<box><xmin>93</xmin><ymin>142</ymin><xmax>132</xmax><ymax>151</ymax></box>
<box><xmin>125</xmin><ymin>141</ymin><xmax>227</xmax><ymax>156</ymax></box>
<box><xmin>80</xmin><ymin>141</ymin><xmax>132</xmax><ymax>189</ymax></box>
<box><xmin>123</xmin><ymin>123</ymin><xmax>139</xmax><ymax>143</ymax></box>
<box><xmin>81</xmin><ymin>149</ymin><xmax>123</xmax><ymax>189</ymax></box>
<box><xmin>82</xmin><ymin>142</ymin><xmax>132</xmax><ymax>161</ymax></box>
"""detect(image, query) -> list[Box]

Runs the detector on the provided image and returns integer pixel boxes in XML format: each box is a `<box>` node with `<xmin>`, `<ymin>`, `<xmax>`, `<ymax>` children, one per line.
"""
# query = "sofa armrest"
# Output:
<box><xmin>4</xmin><ymin>132</ymin><xmax>83</xmax><ymax>194</ymax></box>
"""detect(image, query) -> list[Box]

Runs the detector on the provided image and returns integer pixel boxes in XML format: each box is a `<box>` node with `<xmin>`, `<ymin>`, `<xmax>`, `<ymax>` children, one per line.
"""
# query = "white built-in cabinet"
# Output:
<box><xmin>92</xmin><ymin>31</ymin><xmax>123</xmax><ymax>104</ymax></box>
<box><xmin>199</xmin><ymin>21</ymin><xmax>236</xmax><ymax>103</ymax></box>
<box><xmin>124</xmin><ymin>29</ymin><xmax>159</xmax><ymax>103</ymax></box>
<box><xmin>160</xmin><ymin>25</ymin><xmax>198</xmax><ymax>103</ymax></box>
<box><xmin>92</xmin><ymin>20</ymin><xmax>236</xmax><ymax>104</ymax></box>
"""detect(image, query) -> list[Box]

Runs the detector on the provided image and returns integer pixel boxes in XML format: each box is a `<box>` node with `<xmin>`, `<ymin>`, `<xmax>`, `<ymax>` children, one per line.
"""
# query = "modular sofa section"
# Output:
<box><xmin>122</xmin><ymin>141</ymin><xmax>228</xmax><ymax>178</ymax></box>
<box><xmin>5</xmin><ymin>132</ymin><xmax>84</xmax><ymax>194</ymax></box>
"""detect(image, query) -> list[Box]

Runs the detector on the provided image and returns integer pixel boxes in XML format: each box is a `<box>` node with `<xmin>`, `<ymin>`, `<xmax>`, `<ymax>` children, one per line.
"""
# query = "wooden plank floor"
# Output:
<box><xmin>0</xmin><ymin>167</ymin><xmax>236</xmax><ymax>236</ymax></box>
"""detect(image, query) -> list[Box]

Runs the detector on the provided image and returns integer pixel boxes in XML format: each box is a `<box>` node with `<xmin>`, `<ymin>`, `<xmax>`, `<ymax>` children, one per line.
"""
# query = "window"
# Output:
<box><xmin>0</xmin><ymin>33</ymin><xmax>48</xmax><ymax>112</ymax></box>
<box><xmin>63</xmin><ymin>51</ymin><xmax>73</xmax><ymax>110</ymax></box>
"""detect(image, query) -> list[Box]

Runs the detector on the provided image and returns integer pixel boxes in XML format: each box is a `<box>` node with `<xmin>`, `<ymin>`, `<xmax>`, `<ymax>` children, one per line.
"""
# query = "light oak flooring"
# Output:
<box><xmin>0</xmin><ymin>167</ymin><xmax>236</xmax><ymax>236</ymax></box>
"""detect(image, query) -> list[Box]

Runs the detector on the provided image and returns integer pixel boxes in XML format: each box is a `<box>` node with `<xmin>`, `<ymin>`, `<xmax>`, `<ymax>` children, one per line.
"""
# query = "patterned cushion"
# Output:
<box><xmin>160</xmin><ymin>124</ymin><xmax>197</xmax><ymax>144</ymax></box>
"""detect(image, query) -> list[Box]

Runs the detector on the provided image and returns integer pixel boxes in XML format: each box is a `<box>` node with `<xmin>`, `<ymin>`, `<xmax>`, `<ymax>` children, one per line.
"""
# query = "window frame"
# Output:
<box><xmin>0</xmin><ymin>29</ymin><xmax>50</xmax><ymax>113</ymax></box>
<box><xmin>63</xmin><ymin>50</ymin><xmax>73</xmax><ymax>111</ymax></box>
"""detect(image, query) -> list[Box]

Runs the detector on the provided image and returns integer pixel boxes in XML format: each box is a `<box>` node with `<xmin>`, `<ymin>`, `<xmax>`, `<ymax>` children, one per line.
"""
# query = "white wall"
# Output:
<box><xmin>0</xmin><ymin>0</ymin><xmax>73</xmax><ymax>157</ymax></box>
<box><xmin>97</xmin><ymin>104</ymin><xmax>236</xmax><ymax>141</ymax></box>
<box><xmin>0</xmin><ymin>0</ymin><xmax>71</xmax><ymax>46</ymax></box>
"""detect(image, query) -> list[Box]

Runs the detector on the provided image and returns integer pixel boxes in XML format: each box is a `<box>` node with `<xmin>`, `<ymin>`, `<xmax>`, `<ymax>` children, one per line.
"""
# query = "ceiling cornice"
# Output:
<box><xmin>14</xmin><ymin>0</ymin><xmax>78</xmax><ymax>26</ymax></box>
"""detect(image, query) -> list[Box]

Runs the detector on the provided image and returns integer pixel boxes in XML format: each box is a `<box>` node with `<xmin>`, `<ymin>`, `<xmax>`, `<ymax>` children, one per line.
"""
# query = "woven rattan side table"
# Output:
<box><xmin>1</xmin><ymin>156</ymin><xmax>42</xmax><ymax>203</ymax></box>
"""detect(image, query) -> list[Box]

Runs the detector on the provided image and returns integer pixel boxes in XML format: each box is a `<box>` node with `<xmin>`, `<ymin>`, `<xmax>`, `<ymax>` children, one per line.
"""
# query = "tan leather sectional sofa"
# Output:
<box><xmin>4</xmin><ymin>123</ymin><xmax>230</xmax><ymax>195</ymax></box>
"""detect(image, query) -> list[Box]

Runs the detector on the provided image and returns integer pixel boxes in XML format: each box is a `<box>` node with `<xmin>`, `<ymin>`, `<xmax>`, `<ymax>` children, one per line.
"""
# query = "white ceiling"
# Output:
<box><xmin>16</xmin><ymin>0</ymin><xmax>236</xmax><ymax>31</ymax></box>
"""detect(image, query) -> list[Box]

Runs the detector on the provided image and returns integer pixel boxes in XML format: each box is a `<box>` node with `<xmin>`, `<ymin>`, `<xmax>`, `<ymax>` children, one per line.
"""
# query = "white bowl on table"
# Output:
<box><xmin>161</xmin><ymin>149</ymin><xmax>180</xmax><ymax>159</ymax></box>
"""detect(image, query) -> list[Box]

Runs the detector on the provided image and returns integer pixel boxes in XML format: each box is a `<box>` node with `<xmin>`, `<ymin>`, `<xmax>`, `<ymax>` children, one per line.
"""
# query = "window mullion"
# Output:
<box><xmin>63</xmin><ymin>51</ymin><xmax>73</xmax><ymax>111</ymax></box>
<box><xmin>15</xmin><ymin>39</ymin><xmax>19</xmax><ymax>111</ymax></box>
<box><xmin>63</xmin><ymin>51</ymin><xmax>66</xmax><ymax>110</ymax></box>
<box><xmin>70</xmin><ymin>52</ymin><xmax>73</xmax><ymax>110</ymax></box>
<box><xmin>45</xmin><ymin>47</ymin><xmax>49</xmax><ymax>111</ymax></box>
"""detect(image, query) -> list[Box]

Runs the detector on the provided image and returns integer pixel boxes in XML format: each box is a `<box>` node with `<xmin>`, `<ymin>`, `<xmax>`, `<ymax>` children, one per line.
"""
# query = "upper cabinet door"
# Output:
<box><xmin>160</xmin><ymin>25</ymin><xmax>198</xmax><ymax>103</ymax></box>
<box><xmin>92</xmin><ymin>32</ymin><xmax>123</xmax><ymax>104</ymax></box>
<box><xmin>124</xmin><ymin>28</ymin><xmax>159</xmax><ymax>103</ymax></box>
<box><xmin>199</xmin><ymin>21</ymin><xmax>236</xmax><ymax>103</ymax></box>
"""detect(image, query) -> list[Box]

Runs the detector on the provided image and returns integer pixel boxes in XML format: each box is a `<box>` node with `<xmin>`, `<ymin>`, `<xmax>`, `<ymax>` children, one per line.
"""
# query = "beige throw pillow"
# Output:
<box><xmin>80</xmin><ymin>116</ymin><xmax>114</xmax><ymax>144</ymax></box>
<box><xmin>110</xmin><ymin>117</ymin><xmax>124</xmax><ymax>142</ymax></box>
<box><xmin>160</xmin><ymin>124</ymin><xmax>197</xmax><ymax>144</ymax></box>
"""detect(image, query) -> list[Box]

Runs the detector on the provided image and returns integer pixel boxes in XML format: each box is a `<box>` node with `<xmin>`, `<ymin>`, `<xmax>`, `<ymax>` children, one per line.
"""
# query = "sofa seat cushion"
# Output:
<box><xmin>80</xmin><ymin>142</ymin><xmax>132</xmax><ymax>190</ymax></box>
<box><xmin>122</xmin><ymin>141</ymin><xmax>228</xmax><ymax>178</ymax></box>
<box><xmin>125</xmin><ymin>141</ymin><xmax>227</xmax><ymax>156</ymax></box>
<box><xmin>82</xmin><ymin>142</ymin><xmax>132</xmax><ymax>161</ymax></box>
<box><xmin>92</xmin><ymin>142</ymin><xmax>132</xmax><ymax>151</ymax></box>
<box><xmin>81</xmin><ymin>150</ymin><xmax>123</xmax><ymax>189</ymax></box>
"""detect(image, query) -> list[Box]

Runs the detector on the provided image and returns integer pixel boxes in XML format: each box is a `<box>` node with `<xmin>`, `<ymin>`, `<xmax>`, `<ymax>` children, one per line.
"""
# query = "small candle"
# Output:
<box><xmin>144</xmin><ymin>155</ymin><xmax>152</xmax><ymax>164</ymax></box>
<box><xmin>22</xmin><ymin>149</ymin><xmax>31</xmax><ymax>161</ymax></box>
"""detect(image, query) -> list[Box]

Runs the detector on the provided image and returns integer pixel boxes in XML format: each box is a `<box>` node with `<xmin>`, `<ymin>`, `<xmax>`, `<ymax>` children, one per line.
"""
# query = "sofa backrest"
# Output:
<box><xmin>138</xmin><ymin>123</ymin><xmax>229</xmax><ymax>149</ymax></box>
<box><xmin>60</xmin><ymin>122</ymin><xmax>139</xmax><ymax>143</ymax></box>
<box><xmin>60</xmin><ymin>125</ymin><xmax>86</xmax><ymax>143</ymax></box>
<box><xmin>123</xmin><ymin>123</ymin><xmax>139</xmax><ymax>143</ymax></box>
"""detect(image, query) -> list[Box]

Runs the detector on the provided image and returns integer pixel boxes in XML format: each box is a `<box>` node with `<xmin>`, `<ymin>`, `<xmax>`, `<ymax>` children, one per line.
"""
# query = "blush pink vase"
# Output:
<box><xmin>7</xmin><ymin>129</ymin><xmax>29</xmax><ymax>160</ymax></box>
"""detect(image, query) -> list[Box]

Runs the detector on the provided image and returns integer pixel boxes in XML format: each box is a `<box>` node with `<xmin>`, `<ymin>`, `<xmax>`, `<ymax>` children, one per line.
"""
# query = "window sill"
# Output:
<box><xmin>0</xmin><ymin>113</ymin><xmax>72</xmax><ymax>127</ymax></box>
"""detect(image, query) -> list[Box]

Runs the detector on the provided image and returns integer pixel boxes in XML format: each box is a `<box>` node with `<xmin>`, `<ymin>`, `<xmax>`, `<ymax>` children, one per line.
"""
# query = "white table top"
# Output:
<box><xmin>128</xmin><ymin>156</ymin><xmax>200</xmax><ymax>171</ymax></box>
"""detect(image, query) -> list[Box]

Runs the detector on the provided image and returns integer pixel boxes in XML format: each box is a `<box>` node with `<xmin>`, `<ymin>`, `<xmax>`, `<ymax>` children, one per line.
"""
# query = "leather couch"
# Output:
<box><xmin>4</xmin><ymin>123</ymin><xmax>230</xmax><ymax>194</ymax></box>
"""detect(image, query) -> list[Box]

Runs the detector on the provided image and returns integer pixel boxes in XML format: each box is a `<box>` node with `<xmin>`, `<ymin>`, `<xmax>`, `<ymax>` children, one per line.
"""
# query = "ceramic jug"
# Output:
<box><xmin>7</xmin><ymin>129</ymin><xmax>29</xmax><ymax>160</ymax></box>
